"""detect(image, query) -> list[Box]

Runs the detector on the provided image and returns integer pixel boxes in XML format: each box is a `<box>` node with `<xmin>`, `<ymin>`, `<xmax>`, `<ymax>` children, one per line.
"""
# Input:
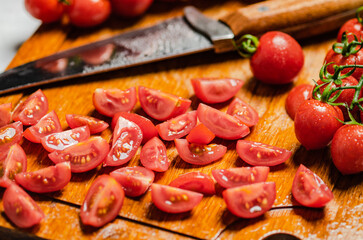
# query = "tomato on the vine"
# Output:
<box><xmin>169</xmin><ymin>172</ymin><xmax>215</xmax><ymax>195</ymax></box>
<box><xmin>285</xmin><ymin>84</ymin><xmax>313</xmax><ymax>120</ymax></box>
<box><xmin>337</xmin><ymin>18</ymin><xmax>363</xmax><ymax>43</ymax></box>
<box><xmin>67</xmin><ymin>0</ymin><xmax>111</xmax><ymax>27</ymax></box>
<box><xmin>110</xmin><ymin>0</ymin><xmax>153</xmax><ymax>18</ymax></box>
<box><xmin>25</xmin><ymin>0</ymin><xmax>65</xmax><ymax>23</ymax></box>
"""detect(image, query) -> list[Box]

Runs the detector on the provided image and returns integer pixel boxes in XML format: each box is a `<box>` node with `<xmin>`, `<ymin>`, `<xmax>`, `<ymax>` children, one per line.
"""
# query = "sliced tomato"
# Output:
<box><xmin>104</xmin><ymin>117</ymin><xmax>142</xmax><ymax>167</ymax></box>
<box><xmin>48</xmin><ymin>136</ymin><xmax>109</xmax><ymax>173</ymax></box>
<box><xmin>110</xmin><ymin>166</ymin><xmax>155</xmax><ymax>197</ymax></box>
<box><xmin>212</xmin><ymin>166</ymin><xmax>269</xmax><ymax>189</ymax></box>
<box><xmin>23</xmin><ymin>110</ymin><xmax>62</xmax><ymax>143</ymax></box>
<box><xmin>0</xmin><ymin>103</ymin><xmax>12</xmax><ymax>127</ymax></box>
<box><xmin>0</xmin><ymin>121</ymin><xmax>23</xmax><ymax>156</ymax></box>
<box><xmin>3</xmin><ymin>183</ymin><xmax>45</xmax><ymax>228</ymax></box>
<box><xmin>93</xmin><ymin>87</ymin><xmax>137</xmax><ymax>117</ymax></box>
<box><xmin>66</xmin><ymin>114</ymin><xmax>109</xmax><ymax>134</ymax></box>
<box><xmin>0</xmin><ymin>144</ymin><xmax>27</xmax><ymax>188</ymax></box>
<box><xmin>223</xmin><ymin>182</ymin><xmax>276</xmax><ymax>218</ymax></box>
<box><xmin>80</xmin><ymin>43</ymin><xmax>114</xmax><ymax>65</ymax></box>
<box><xmin>15</xmin><ymin>162</ymin><xmax>71</xmax><ymax>193</ymax></box>
<box><xmin>80</xmin><ymin>175</ymin><xmax>124</xmax><ymax>227</ymax></box>
<box><xmin>174</xmin><ymin>139</ymin><xmax>226</xmax><ymax>165</ymax></box>
<box><xmin>140</xmin><ymin>137</ymin><xmax>170</xmax><ymax>172</ymax></box>
<box><xmin>169</xmin><ymin>172</ymin><xmax>215</xmax><ymax>195</ymax></box>
<box><xmin>226</xmin><ymin>98</ymin><xmax>259</xmax><ymax>127</ymax></box>
<box><xmin>186</xmin><ymin>123</ymin><xmax>215</xmax><ymax>145</ymax></box>
<box><xmin>138</xmin><ymin>86</ymin><xmax>191</xmax><ymax>121</ymax></box>
<box><xmin>41</xmin><ymin>125</ymin><xmax>91</xmax><ymax>152</ymax></box>
<box><xmin>197</xmin><ymin>103</ymin><xmax>250</xmax><ymax>140</ymax></box>
<box><xmin>191</xmin><ymin>78</ymin><xmax>244</xmax><ymax>104</ymax></box>
<box><xmin>292</xmin><ymin>164</ymin><xmax>333</xmax><ymax>208</ymax></box>
<box><xmin>156</xmin><ymin>111</ymin><xmax>197</xmax><ymax>141</ymax></box>
<box><xmin>236</xmin><ymin>140</ymin><xmax>291</xmax><ymax>166</ymax></box>
<box><xmin>151</xmin><ymin>184</ymin><xmax>203</xmax><ymax>213</ymax></box>
<box><xmin>12</xmin><ymin>89</ymin><xmax>48</xmax><ymax>125</ymax></box>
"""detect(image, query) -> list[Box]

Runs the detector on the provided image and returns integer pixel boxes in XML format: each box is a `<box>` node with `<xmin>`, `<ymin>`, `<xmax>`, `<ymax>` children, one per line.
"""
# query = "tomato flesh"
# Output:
<box><xmin>66</xmin><ymin>114</ymin><xmax>109</xmax><ymax>134</ymax></box>
<box><xmin>0</xmin><ymin>121</ymin><xmax>23</xmax><ymax>156</ymax></box>
<box><xmin>285</xmin><ymin>84</ymin><xmax>313</xmax><ymax>120</ymax></box>
<box><xmin>227</xmin><ymin>98</ymin><xmax>259</xmax><ymax>127</ymax></box>
<box><xmin>186</xmin><ymin>123</ymin><xmax>215</xmax><ymax>145</ymax></box>
<box><xmin>140</xmin><ymin>137</ymin><xmax>169</xmax><ymax>172</ymax></box>
<box><xmin>0</xmin><ymin>144</ymin><xmax>27</xmax><ymax>188</ymax></box>
<box><xmin>0</xmin><ymin>103</ymin><xmax>12</xmax><ymax>128</ymax></box>
<box><xmin>169</xmin><ymin>172</ymin><xmax>215</xmax><ymax>195</ymax></box>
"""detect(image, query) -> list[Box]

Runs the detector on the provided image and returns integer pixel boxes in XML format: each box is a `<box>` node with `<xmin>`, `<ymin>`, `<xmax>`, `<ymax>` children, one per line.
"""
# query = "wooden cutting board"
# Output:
<box><xmin>0</xmin><ymin>1</ymin><xmax>362</xmax><ymax>239</ymax></box>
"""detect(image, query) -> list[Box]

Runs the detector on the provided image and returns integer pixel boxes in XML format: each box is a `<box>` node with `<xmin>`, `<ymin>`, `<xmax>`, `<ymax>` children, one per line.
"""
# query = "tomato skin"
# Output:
<box><xmin>331</xmin><ymin>125</ymin><xmax>363</xmax><ymax>175</ymax></box>
<box><xmin>110</xmin><ymin>166</ymin><xmax>154</xmax><ymax>197</ymax></box>
<box><xmin>197</xmin><ymin>103</ymin><xmax>250</xmax><ymax>140</ymax></box>
<box><xmin>151</xmin><ymin>184</ymin><xmax>203</xmax><ymax>213</ymax></box>
<box><xmin>80</xmin><ymin>175</ymin><xmax>124</xmax><ymax>227</ymax></box>
<box><xmin>66</xmin><ymin>114</ymin><xmax>109</xmax><ymax>134</ymax></box>
<box><xmin>292</xmin><ymin>165</ymin><xmax>333</xmax><ymax>207</ymax></box>
<box><xmin>186</xmin><ymin>123</ymin><xmax>215</xmax><ymax>145</ymax></box>
<box><xmin>0</xmin><ymin>144</ymin><xmax>27</xmax><ymax>188</ymax></box>
<box><xmin>111</xmin><ymin>0</ymin><xmax>153</xmax><ymax>18</ymax></box>
<box><xmin>0</xmin><ymin>121</ymin><xmax>23</xmax><ymax>156</ymax></box>
<box><xmin>67</xmin><ymin>0</ymin><xmax>111</xmax><ymax>27</ymax></box>
<box><xmin>140</xmin><ymin>137</ymin><xmax>169</xmax><ymax>172</ymax></box>
<box><xmin>223</xmin><ymin>182</ymin><xmax>276</xmax><ymax>218</ymax></box>
<box><xmin>93</xmin><ymin>87</ymin><xmax>137</xmax><ymax>117</ymax></box>
<box><xmin>285</xmin><ymin>84</ymin><xmax>313</xmax><ymax>120</ymax></box>
<box><xmin>337</xmin><ymin>18</ymin><xmax>363</xmax><ymax>42</ymax></box>
<box><xmin>191</xmin><ymin>78</ymin><xmax>244</xmax><ymax>104</ymax></box>
<box><xmin>25</xmin><ymin>0</ymin><xmax>65</xmax><ymax>23</ymax></box>
<box><xmin>156</xmin><ymin>111</ymin><xmax>197</xmax><ymax>141</ymax></box>
<box><xmin>0</xmin><ymin>103</ymin><xmax>12</xmax><ymax>128</ymax></box>
<box><xmin>80</xmin><ymin>43</ymin><xmax>114</xmax><ymax>65</ymax></box>
<box><xmin>226</xmin><ymin>98</ymin><xmax>259</xmax><ymax>127</ymax></box>
<box><xmin>169</xmin><ymin>172</ymin><xmax>215</xmax><ymax>195</ymax></box>
<box><xmin>294</xmin><ymin>100</ymin><xmax>343</xmax><ymax>150</ymax></box>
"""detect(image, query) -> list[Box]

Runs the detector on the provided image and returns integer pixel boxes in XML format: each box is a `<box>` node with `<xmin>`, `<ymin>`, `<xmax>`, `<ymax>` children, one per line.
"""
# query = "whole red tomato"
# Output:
<box><xmin>25</xmin><ymin>0</ymin><xmax>65</xmax><ymax>23</ymax></box>
<box><xmin>285</xmin><ymin>84</ymin><xmax>313</xmax><ymax>120</ymax></box>
<box><xmin>337</xmin><ymin>18</ymin><xmax>363</xmax><ymax>43</ymax></box>
<box><xmin>110</xmin><ymin>0</ymin><xmax>153</xmax><ymax>18</ymax></box>
<box><xmin>67</xmin><ymin>0</ymin><xmax>111</xmax><ymax>27</ymax></box>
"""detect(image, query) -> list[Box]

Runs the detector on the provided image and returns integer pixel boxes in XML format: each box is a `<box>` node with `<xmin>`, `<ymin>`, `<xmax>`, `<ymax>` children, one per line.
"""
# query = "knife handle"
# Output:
<box><xmin>220</xmin><ymin>0</ymin><xmax>363</xmax><ymax>39</ymax></box>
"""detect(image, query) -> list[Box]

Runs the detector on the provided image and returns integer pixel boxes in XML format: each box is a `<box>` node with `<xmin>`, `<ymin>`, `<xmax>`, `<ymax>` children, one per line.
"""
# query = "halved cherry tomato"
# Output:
<box><xmin>104</xmin><ymin>117</ymin><xmax>142</xmax><ymax>167</ymax></box>
<box><xmin>111</xmin><ymin>112</ymin><xmax>158</xmax><ymax>144</ymax></box>
<box><xmin>151</xmin><ymin>184</ymin><xmax>203</xmax><ymax>213</ymax></box>
<box><xmin>156</xmin><ymin>111</ymin><xmax>197</xmax><ymax>141</ymax></box>
<box><xmin>0</xmin><ymin>103</ymin><xmax>12</xmax><ymax>127</ymax></box>
<box><xmin>48</xmin><ymin>137</ymin><xmax>109</xmax><ymax>173</ymax></box>
<box><xmin>197</xmin><ymin>103</ymin><xmax>250</xmax><ymax>140</ymax></box>
<box><xmin>292</xmin><ymin>165</ymin><xmax>333</xmax><ymax>207</ymax></box>
<box><xmin>227</xmin><ymin>98</ymin><xmax>259</xmax><ymax>127</ymax></box>
<box><xmin>138</xmin><ymin>86</ymin><xmax>191</xmax><ymax>121</ymax></box>
<box><xmin>110</xmin><ymin>0</ymin><xmax>153</xmax><ymax>18</ymax></box>
<box><xmin>285</xmin><ymin>84</ymin><xmax>313</xmax><ymax>120</ymax></box>
<box><xmin>93</xmin><ymin>87</ymin><xmax>137</xmax><ymax>117</ymax></box>
<box><xmin>15</xmin><ymin>162</ymin><xmax>71</xmax><ymax>193</ymax></box>
<box><xmin>110</xmin><ymin>166</ymin><xmax>154</xmax><ymax>197</ymax></box>
<box><xmin>12</xmin><ymin>89</ymin><xmax>48</xmax><ymax>126</ymax></box>
<box><xmin>169</xmin><ymin>172</ymin><xmax>215</xmax><ymax>195</ymax></box>
<box><xmin>41</xmin><ymin>125</ymin><xmax>91</xmax><ymax>152</ymax></box>
<box><xmin>66</xmin><ymin>114</ymin><xmax>109</xmax><ymax>134</ymax></box>
<box><xmin>174</xmin><ymin>139</ymin><xmax>226</xmax><ymax>165</ymax></box>
<box><xmin>23</xmin><ymin>110</ymin><xmax>62</xmax><ymax>143</ymax></box>
<box><xmin>140</xmin><ymin>137</ymin><xmax>169</xmax><ymax>172</ymax></box>
<box><xmin>191</xmin><ymin>78</ymin><xmax>244</xmax><ymax>104</ymax></box>
<box><xmin>25</xmin><ymin>0</ymin><xmax>65</xmax><ymax>23</ymax></box>
<box><xmin>212</xmin><ymin>166</ymin><xmax>269</xmax><ymax>189</ymax></box>
<box><xmin>80</xmin><ymin>43</ymin><xmax>114</xmax><ymax>65</ymax></box>
<box><xmin>80</xmin><ymin>175</ymin><xmax>124</xmax><ymax>227</ymax></box>
<box><xmin>186</xmin><ymin>123</ymin><xmax>215</xmax><ymax>145</ymax></box>
<box><xmin>3</xmin><ymin>184</ymin><xmax>45</xmax><ymax>228</ymax></box>
<box><xmin>0</xmin><ymin>144</ymin><xmax>27</xmax><ymax>188</ymax></box>
<box><xmin>236</xmin><ymin>140</ymin><xmax>291</xmax><ymax>166</ymax></box>
<box><xmin>0</xmin><ymin>121</ymin><xmax>23</xmax><ymax>156</ymax></box>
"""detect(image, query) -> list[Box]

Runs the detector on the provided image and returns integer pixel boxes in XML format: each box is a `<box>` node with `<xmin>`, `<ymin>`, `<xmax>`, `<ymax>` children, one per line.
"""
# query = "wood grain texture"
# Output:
<box><xmin>1</xmin><ymin>1</ymin><xmax>362</xmax><ymax>239</ymax></box>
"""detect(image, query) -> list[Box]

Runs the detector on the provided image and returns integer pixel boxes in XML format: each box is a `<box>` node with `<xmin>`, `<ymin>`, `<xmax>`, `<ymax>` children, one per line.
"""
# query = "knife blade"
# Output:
<box><xmin>1</xmin><ymin>0</ymin><xmax>362</xmax><ymax>95</ymax></box>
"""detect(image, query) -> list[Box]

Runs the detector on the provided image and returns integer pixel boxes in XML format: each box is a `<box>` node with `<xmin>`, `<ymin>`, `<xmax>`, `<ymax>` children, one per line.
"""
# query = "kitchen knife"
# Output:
<box><xmin>0</xmin><ymin>0</ymin><xmax>362</xmax><ymax>95</ymax></box>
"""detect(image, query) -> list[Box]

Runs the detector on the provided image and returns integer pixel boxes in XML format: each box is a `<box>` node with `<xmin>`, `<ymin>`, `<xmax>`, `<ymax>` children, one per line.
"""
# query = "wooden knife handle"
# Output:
<box><xmin>220</xmin><ymin>0</ymin><xmax>363</xmax><ymax>39</ymax></box>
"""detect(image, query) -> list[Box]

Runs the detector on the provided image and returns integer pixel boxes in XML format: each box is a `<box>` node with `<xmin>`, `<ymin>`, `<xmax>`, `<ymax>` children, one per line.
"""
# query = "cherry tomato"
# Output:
<box><xmin>104</xmin><ymin>117</ymin><xmax>142</xmax><ymax>167</ymax></box>
<box><xmin>140</xmin><ymin>137</ymin><xmax>169</xmax><ymax>172</ymax></box>
<box><xmin>294</xmin><ymin>99</ymin><xmax>343</xmax><ymax>150</ymax></box>
<box><xmin>66</xmin><ymin>114</ymin><xmax>108</xmax><ymax>134</ymax></box>
<box><xmin>337</xmin><ymin>18</ymin><xmax>363</xmax><ymax>42</ymax></box>
<box><xmin>197</xmin><ymin>103</ymin><xmax>250</xmax><ymax>140</ymax></box>
<box><xmin>156</xmin><ymin>111</ymin><xmax>197</xmax><ymax>141</ymax></box>
<box><xmin>93</xmin><ymin>87</ymin><xmax>137</xmax><ymax>117</ymax></box>
<box><xmin>169</xmin><ymin>172</ymin><xmax>215</xmax><ymax>195</ymax></box>
<box><xmin>236</xmin><ymin>140</ymin><xmax>292</xmax><ymax>166</ymax></box>
<box><xmin>227</xmin><ymin>98</ymin><xmax>259</xmax><ymax>127</ymax></box>
<box><xmin>0</xmin><ymin>121</ymin><xmax>23</xmax><ymax>155</ymax></box>
<box><xmin>0</xmin><ymin>103</ymin><xmax>12</xmax><ymax>127</ymax></box>
<box><xmin>3</xmin><ymin>184</ymin><xmax>45</xmax><ymax>228</ymax></box>
<box><xmin>110</xmin><ymin>166</ymin><xmax>154</xmax><ymax>197</ymax></box>
<box><xmin>174</xmin><ymin>139</ymin><xmax>227</xmax><ymax>165</ymax></box>
<box><xmin>12</xmin><ymin>89</ymin><xmax>48</xmax><ymax>126</ymax></box>
<box><xmin>23</xmin><ymin>110</ymin><xmax>62</xmax><ymax>143</ymax></box>
<box><xmin>186</xmin><ymin>123</ymin><xmax>215</xmax><ymax>145</ymax></box>
<box><xmin>41</xmin><ymin>125</ymin><xmax>91</xmax><ymax>152</ymax></box>
<box><xmin>110</xmin><ymin>0</ymin><xmax>153</xmax><ymax>18</ymax></box>
<box><xmin>331</xmin><ymin>125</ymin><xmax>363</xmax><ymax>175</ymax></box>
<box><xmin>80</xmin><ymin>43</ymin><xmax>114</xmax><ymax>65</ymax></box>
<box><xmin>191</xmin><ymin>78</ymin><xmax>244</xmax><ymax>104</ymax></box>
<box><xmin>151</xmin><ymin>184</ymin><xmax>203</xmax><ymax>213</ymax></box>
<box><xmin>212</xmin><ymin>166</ymin><xmax>269</xmax><ymax>189</ymax></box>
<box><xmin>0</xmin><ymin>144</ymin><xmax>27</xmax><ymax>188</ymax></box>
<box><xmin>48</xmin><ymin>136</ymin><xmax>109</xmax><ymax>173</ymax></box>
<box><xmin>223</xmin><ymin>182</ymin><xmax>276</xmax><ymax>218</ymax></box>
<box><xmin>285</xmin><ymin>84</ymin><xmax>313</xmax><ymax>120</ymax></box>
<box><xmin>15</xmin><ymin>162</ymin><xmax>71</xmax><ymax>193</ymax></box>
<box><xmin>80</xmin><ymin>175</ymin><xmax>124</xmax><ymax>227</ymax></box>
<box><xmin>250</xmin><ymin>31</ymin><xmax>304</xmax><ymax>84</ymax></box>
<box><xmin>25</xmin><ymin>0</ymin><xmax>65</xmax><ymax>23</ymax></box>
<box><xmin>292</xmin><ymin>165</ymin><xmax>333</xmax><ymax>207</ymax></box>
<box><xmin>67</xmin><ymin>0</ymin><xmax>111</xmax><ymax>28</ymax></box>
<box><xmin>138</xmin><ymin>86</ymin><xmax>191</xmax><ymax>121</ymax></box>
